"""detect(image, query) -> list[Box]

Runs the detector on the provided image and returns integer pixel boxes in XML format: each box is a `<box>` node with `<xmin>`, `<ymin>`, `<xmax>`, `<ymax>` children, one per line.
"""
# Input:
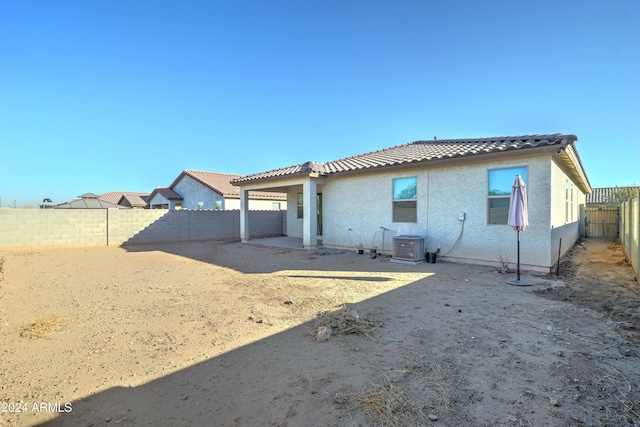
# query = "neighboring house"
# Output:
<box><xmin>117</xmin><ymin>193</ymin><xmax>148</xmax><ymax>209</ymax></box>
<box><xmin>586</xmin><ymin>187</ymin><xmax>639</xmax><ymax>207</ymax></box>
<box><xmin>56</xmin><ymin>193</ymin><xmax>128</xmax><ymax>209</ymax></box>
<box><xmin>100</xmin><ymin>191</ymin><xmax>150</xmax><ymax>208</ymax></box>
<box><xmin>147</xmin><ymin>187</ymin><xmax>184</xmax><ymax>210</ymax></box>
<box><xmin>232</xmin><ymin>133</ymin><xmax>592</xmax><ymax>272</ymax></box>
<box><xmin>148</xmin><ymin>170</ymin><xmax>286</xmax><ymax>210</ymax></box>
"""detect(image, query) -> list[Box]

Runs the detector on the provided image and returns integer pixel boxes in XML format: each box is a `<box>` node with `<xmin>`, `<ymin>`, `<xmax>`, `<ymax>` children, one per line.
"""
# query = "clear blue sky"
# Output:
<box><xmin>1</xmin><ymin>1</ymin><xmax>638</xmax><ymax>207</ymax></box>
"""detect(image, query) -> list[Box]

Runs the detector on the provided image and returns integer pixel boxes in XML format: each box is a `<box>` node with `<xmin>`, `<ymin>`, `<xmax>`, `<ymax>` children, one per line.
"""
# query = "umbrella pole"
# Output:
<box><xmin>516</xmin><ymin>229</ymin><xmax>521</xmax><ymax>281</ymax></box>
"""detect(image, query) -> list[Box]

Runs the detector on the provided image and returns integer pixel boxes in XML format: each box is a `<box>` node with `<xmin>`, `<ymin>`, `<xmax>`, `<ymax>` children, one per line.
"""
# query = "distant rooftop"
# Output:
<box><xmin>587</xmin><ymin>187</ymin><xmax>639</xmax><ymax>204</ymax></box>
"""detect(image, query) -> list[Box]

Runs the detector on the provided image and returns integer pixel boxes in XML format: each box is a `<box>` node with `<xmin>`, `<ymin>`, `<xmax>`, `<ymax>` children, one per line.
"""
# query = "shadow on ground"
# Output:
<box><xmin>37</xmin><ymin>276</ymin><xmax>438</xmax><ymax>426</ymax></box>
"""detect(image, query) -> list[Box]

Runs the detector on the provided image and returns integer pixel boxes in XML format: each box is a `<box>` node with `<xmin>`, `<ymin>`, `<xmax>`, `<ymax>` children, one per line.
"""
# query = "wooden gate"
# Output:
<box><xmin>585</xmin><ymin>206</ymin><xmax>620</xmax><ymax>237</ymax></box>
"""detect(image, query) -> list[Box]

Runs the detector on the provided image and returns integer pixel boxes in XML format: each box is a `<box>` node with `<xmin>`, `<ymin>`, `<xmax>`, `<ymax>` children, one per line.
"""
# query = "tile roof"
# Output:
<box><xmin>151</xmin><ymin>187</ymin><xmax>184</xmax><ymax>200</ymax></box>
<box><xmin>118</xmin><ymin>194</ymin><xmax>148</xmax><ymax>207</ymax></box>
<box><xmin>587</xmin><ymin>187</ymin><xmax>639</xmax><ymax>204</ymax></box>
<box><xmin>56</xmin><ymin>198</ymin><xmax>126</xmax><ymax>209</ymax></box>
<box><xmin>232</xmin><ymin>134</ymin><xmax>577</xmax><ymax>184</ymax></box>
<box><xmin>99</xmin><ymin>191</ymin><xmax>150</xmax><ymax>205</ymax></box>
<box><xmin>176</xmin><ymin>170</ymin><xmax>286</xmax><ymax>200</ymax></box>
<box><xmin>77</xmin><ymin>192</ymin><xmax>100</xmax><ymax>199</ymax></box>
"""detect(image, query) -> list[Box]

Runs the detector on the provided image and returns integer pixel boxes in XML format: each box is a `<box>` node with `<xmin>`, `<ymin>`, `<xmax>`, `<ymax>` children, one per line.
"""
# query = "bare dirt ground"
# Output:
<box><xmin>0</xmin><ymin>238</ymin><xmax>638</xmax><ymax>427</ymax></box>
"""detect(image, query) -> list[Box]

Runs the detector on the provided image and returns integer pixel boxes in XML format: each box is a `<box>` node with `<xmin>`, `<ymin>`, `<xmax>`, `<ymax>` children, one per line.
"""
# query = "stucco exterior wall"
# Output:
<box><xmin>548</xmin><ymin>158</ymin><xmax>587</xmax><ymax>262</ymax></box>
<box><xmin>173</xmin><ymin>175</ymin><xmax>225</xmax><ymax>210</ymax></box>
<box><xmin>225</xmin><ymin>198</ymin><xmax>284</xmax><ymax>211</ymax></box>
<box><xmin>550</xmin><ymin>159</ymin><xmax>586</xmax><ymax>228</ymax></box>
<box><xmin>286</xmin><ymin>186</ymin><xmax>304</xmax><ymax>238</ymax></box>
<box><xmin>318</xmin><ymin>153</ymin><xmax>581</xmax><ymax>272</ymax></box>
<box><xmin>147</xmin><ymin>193</ymin><xmax>180</xmax><ymax>210</ymax></box>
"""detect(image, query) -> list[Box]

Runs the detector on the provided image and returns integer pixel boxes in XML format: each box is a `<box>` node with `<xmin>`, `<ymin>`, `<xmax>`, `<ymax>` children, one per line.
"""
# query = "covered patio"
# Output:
<box><xmin>233</xmin><ymin>164</ymin><xmax>326</xmax><ymax>250</ymax></box>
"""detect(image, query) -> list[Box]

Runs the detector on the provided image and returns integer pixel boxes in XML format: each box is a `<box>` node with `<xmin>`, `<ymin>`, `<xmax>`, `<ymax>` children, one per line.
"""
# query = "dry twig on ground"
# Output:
<box><xmin>21</xmin><ymin>316</ymin><xmax>63</xmax><ymax>339</ymax></box>
<box><xmin>345</xmin><ymin>370</ymin><xmax>433</xmax><ymax>427</ymax></box>
<box><xmin>313</xmin><ymin>303</ymin><xmax>382</xmax><ymax>338</ymax></box>
<box><xmin>598</xmin><ymin>367</ymin><xmax>640</xmax><ymax>425</ymax></box>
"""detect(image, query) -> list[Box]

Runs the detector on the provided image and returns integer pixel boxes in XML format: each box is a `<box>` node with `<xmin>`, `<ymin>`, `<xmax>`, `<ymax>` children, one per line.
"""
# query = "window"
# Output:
<box><xmin>565</xmin><ymin>180</ymin><xmax>569</xmax><ymax>223</ymax></box>
<box><xmin>488</xmin><ymin>166</ymin><xmax>527</xmax><ymax>224</ymax></box>
<box><xmin>297</xmin><ymin>193</ymin><xmax>303</xmax><ymax>218</ymax></box>
<box><xmin>570</xmin><ymin>184</ymin><xmax>574</xmax><ymax>222</ymax></box>
<box><xmin>393</xmin><ymin>177</ymin><xmax>417</xmax><ymax>222</ymax></box>
<box><xmin>272</xmin><ymin>202</ymin><xmax>281</xmax><ymax>211</ymax></box>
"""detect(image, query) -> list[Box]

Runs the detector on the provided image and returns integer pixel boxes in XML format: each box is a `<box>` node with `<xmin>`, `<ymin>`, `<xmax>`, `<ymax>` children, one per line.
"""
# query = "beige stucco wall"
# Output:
<box><xmin>316</xmin><ymin>153</ymin><xmax>584</xmax><ymax>272</ymax></box>
<box><xmin>548</xmin><ymin>157</ymin><xmax>588</xmax><ymax>267</ymax></box>
<box><xmin>550</xmin><ymin>158</ymin><xmax>586</xmax><ymax>227</ymax></box>
<box><xmin>225</xmin><ymin>198</ymin><xmax>284</xmax><ymax>210</ymax></box>
<box><xmin>173</xmin><ymin>175</ymin><xmax>225</xmax><ymax>210</ymax></box>
<box><xmin>286</xmin><ymin>186</ymin><xmax>304</xmax><ymax>238</ymax></box>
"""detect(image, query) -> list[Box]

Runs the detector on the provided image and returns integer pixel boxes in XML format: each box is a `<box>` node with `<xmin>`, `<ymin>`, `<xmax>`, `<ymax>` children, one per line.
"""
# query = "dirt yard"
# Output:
<box><xmin>0</xmin><ymin>238</ymin><xmax>638</xmax><ymax>427</ymax></box>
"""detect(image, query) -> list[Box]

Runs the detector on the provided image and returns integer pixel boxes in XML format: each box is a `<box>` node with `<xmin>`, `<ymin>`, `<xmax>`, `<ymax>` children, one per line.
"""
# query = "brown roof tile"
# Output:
<box><xmin>56</xmin><ymin>198</ymin><xmax>125</xmax><ymax>209</ymax></box>
<box><xmin>176</xmin><ymin>170</ymin><xmax>286</xmax><ymax>200</ymax></box>
<box><xmin>232</xmin><ymin>134</ymin><xmax>577</xmax><ymax>184</ymax></box>
<box><xmin>99</xmin><ymin>191</ymin><xmax>150</xmax><ymax>205</ymax></box>
<box><xmin>153</xmin><ymin>187</ymin><xmax>183</xmax><ymax>200</ymax></box>
<box><xmin>118</xmin><ymin>194</ymin><xmax>148</xmax><ymax>207</ymax></box>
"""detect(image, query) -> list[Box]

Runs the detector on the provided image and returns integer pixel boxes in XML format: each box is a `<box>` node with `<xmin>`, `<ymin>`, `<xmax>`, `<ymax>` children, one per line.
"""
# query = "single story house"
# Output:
<box><xmin>56</xmin><ymin>193</ymin><xmax>128</xmax><ymax>209</ymax></box>
<box><xmin>231</xmin><ymin>133</ymin><xmax>592</xmax><ymax>272</ymax></box>
<box><xmin>117</xmin><ymin>193</ymin><xmax>149</xmax><ymax>209</ymax></box>
<box><xmin>147</xmin><ymin>170</ymin><xmax>286</xmax><ymax>210</ymax></box>
<box><xmin>99</xmin><ymin>191</ymin><xmax>150</xmax><ymax>207</ymax></box>
<box><xmin>56</xmin><ymin>191</ymin><xmax>150</xmax><ymax>209</ymax></box>
<box><xmin>147</xmin><ymin>187</ymin><xmax>184</xmax><ymax>210</ymax></box>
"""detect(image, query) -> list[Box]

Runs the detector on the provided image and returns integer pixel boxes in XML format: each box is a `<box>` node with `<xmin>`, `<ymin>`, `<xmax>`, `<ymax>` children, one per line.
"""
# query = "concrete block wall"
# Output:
<box><xmin>107</xmin><ymin>209</ymin><xmax>168</xmax><ymax>245</ymax></box>
<box><xmin>248</xmin><ymin>210</ymin><xmax>285</xmax><ymax>238</ymax></box>
<box><xmin>0</xmin><ymin>209</ymin><xmax>284</xmax><ymax>249</ymax></box>
<box><xmin>620</xmin><ymin>196</ymin><xmax>639</xmax><ymax>277</ymax></box>
<box><xmin>0</xmin><ymin>209</ymin><xmax>108</xmax><ymax>248</ymax></box>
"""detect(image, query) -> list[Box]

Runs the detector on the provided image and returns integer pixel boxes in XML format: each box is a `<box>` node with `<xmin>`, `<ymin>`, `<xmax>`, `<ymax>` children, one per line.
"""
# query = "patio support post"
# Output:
<box><xmin>240</xmin><ymin>189</ymin><xmax>249</xmax><ymax>242</ymax></box>
<box><xmin>303</xmin><ymin>179</ymin><xmax>317</xmax><ymax>249</ymax></box>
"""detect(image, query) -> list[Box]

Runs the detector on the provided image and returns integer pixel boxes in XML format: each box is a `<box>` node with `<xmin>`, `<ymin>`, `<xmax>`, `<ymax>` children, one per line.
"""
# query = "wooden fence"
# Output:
<box><xmin>584</xmin><ymin>206</ymin><xmax>620</xmax><ymax>237</ymax></box>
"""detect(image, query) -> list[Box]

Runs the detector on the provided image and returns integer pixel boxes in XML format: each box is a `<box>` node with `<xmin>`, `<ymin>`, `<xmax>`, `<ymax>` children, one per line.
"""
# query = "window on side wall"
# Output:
<box><xmin>392</xmin><ymin>177</ymin><xmax>417</xmax><ymax>222</ymax></box>
<box><xmin>488</xmin><ymin>166</ymin><xmax>527</xmax><ymax>224</ymax></box>
<box><xmin>570</xmin><ymin>184</ymin><xmax>574</xmax><ymax>222</ymax></box>
<box><xmin>565</xmin><ymin>180</ymin><xmax>569</xmax><ymax>223</ymax></box>
<box><xmin>297</xmin><ymin>193</ymin><xmax>303</xmax><ymax>219</ymax></box>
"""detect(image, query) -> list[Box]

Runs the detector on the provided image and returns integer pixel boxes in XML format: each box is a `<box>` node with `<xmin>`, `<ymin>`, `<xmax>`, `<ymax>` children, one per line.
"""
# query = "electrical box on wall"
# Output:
<box><xmin>458</xmin><ymin>212</ymin><xmax>465</xmax><ymax>221</ymax></box>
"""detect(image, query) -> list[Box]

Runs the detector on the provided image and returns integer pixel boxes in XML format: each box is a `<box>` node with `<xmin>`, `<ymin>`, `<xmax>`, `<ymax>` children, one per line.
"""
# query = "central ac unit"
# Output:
<box><xmin>392</xmin><ymin>235</ymin><xmax>426</xmax><ymax>262</ymax></box>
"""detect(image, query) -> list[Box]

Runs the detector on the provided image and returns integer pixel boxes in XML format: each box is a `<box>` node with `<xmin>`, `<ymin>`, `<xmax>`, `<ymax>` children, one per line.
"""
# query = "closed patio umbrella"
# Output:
<box><xmin>507</xmin><ymin>175</ymin><xmax>531</xmax><ymax>286</ymax></box>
